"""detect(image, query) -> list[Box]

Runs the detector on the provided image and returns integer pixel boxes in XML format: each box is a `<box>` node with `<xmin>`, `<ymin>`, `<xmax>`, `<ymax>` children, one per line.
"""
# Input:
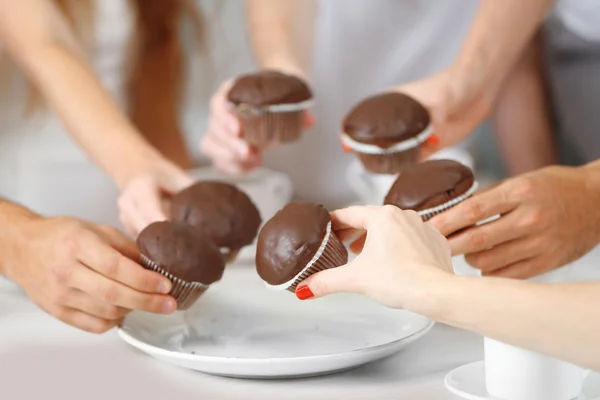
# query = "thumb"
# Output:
<box><xmin>295</xmin><ymin>263</ymin><xmax>362</xmax><ymax>300</ymax></box>
<box><xmin>163</xmin><ymin>172</ymin><xmax>194</xmax><ymax>194</ymax></box>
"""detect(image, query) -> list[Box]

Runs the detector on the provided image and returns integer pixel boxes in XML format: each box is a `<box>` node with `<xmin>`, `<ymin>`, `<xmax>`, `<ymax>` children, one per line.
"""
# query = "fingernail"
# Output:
<box><xmin>157</xmin><ymin>279</ymin><xmax>172</xmax><ymax>294</ymax></box>
<box><xmin>426</xmin><ymin>134</ymin><xmax>440</xmax><ymax>147</ymax></box>
<box><xmin>162</xmin><ymin>299</ymin><xmax>176</xmax><ymax>313</ymax></box>
<box><xmin>296</xmin><ymin>286</ymin><xmax>314</xmax><ymax>300</ymax></box>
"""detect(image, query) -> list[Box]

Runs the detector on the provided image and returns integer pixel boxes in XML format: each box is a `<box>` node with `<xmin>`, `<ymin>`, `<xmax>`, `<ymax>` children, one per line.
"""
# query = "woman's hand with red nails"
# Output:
<box><xmin>391</xmin><ymin>69</ymin><xmax>495</xmax><ymax>160</ymax></box>
<box><xmin>294</xmin><ymin>205</ymin><xmax>453</xmax><ymax>309</ymax></box>
<box><xmin>201</xmin><ymin>79</ymin><xmax>315</xmax><ymax>175</ymax></box>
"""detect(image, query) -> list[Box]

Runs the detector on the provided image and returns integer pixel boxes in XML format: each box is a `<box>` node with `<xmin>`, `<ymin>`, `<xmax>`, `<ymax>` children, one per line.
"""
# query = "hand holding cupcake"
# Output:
<box><xmin>255</xmin><ymin>202</ymin><xmax>348</xmax><ymax>293</ymax></box>
<box><xmin>135</xmin><ymin>181</ymin><xmax>261</xmax><ymax>310</ymax></box>
<box><xmin>226</xmin><ymin>71</ymin><xmax>314</xmax><ymax>149</ymax></box>
<box><xmin>341</xmin><ymin>92</ymin><xmax>436</xmax><ymax>174</ymax></box>
<box><xmin>292</xmin><ymin>205</ymin><xmax>453</xmax><ymax>307</ymax></box>
<box><xmin>201</xmin><ymin>72</ymin><xmax>314</xmax><ymax>175</ymax></box>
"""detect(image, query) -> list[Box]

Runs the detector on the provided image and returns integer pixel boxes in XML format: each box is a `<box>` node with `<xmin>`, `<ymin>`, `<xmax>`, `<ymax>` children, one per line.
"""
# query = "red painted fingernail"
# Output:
<box><xmin>426</xmin><ymin>134</ymin><xmax>440</xmax><ymax>147</ymax></box>
<box><xmin>296</xmin><ymin>286</ymin><xmax>314</xmax><ymax>300</ymax></box>
<box><xmin>341</xmin><ymin>140</ymin><xmax>353</xmax><ymax>153</ymax></box>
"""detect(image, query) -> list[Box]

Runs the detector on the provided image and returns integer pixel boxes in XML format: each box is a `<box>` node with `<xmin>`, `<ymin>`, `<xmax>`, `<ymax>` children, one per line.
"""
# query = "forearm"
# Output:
<box><xmin>0</xmin><ymin>199</ymin><xmax>40</xmax><ymax>277</ymax></box>
<box><xmin>0</xmin><ymin>0</ymin><xmax>169</xmax><ymax>188</ymax></box>
<box><xmin>25</xmin><ymin>45</ymin><xmax>165</xmax><ymax>187</ymax></box>
<box><xmin>491</xmin><ymin>34</ymin><xmax>557</xmax><ymax>175</ymax></box>
<box><xmin>246</xmin><ymin>0</ymin><xmax>307</xmax><ymax>78</ymax></box>
<box><xmin>413</xmin><ymin>275</ymin><xmax>600</xmax><ymax>371</ymax></box>
<box><xmin>449</xmin><ymin>0</ymin><xmax>555</xmax><ymax>106</ymax></box>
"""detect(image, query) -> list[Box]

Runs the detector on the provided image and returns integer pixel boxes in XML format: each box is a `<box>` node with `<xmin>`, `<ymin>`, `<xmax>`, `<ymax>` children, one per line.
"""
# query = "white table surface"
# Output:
<box><xmin>4</xmin><ymin>245</ymin><xmax>599</xmax><ymax>400</ymax></box>
<box><xmin>0</xmin><ymin>260</ymin><xmax>484</xmax><ymax>400</ymax></box>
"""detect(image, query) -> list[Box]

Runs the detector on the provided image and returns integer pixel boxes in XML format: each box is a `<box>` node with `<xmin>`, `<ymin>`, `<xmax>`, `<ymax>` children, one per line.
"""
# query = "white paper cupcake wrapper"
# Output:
<box><xmin>341</xmin><ymin>124</ymin><xmax>433</xmax><ymax>155</ymax></box>
<box><xmin>264</xmin><ymin>221</ymin><xmax>333</xmax><ymax>292</ymax></box>
<box><xmin>419</xmin><ymin>181</ymin><xmax>479</xmax><ymax>220</ymax></box>
<box><xmin>140</xmin><ymin>254</ymin><xmax>209</xmax><ymax>310</ymax></box>
<box><xmin>228</xmin><ymin>99</ymin><xmax>314</xmax><ymax>114</ymax></box>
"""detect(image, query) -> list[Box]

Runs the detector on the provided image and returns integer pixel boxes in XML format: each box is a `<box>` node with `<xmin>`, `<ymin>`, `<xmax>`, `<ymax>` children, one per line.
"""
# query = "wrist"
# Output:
<box><xmin>444</xmin><ymin>64</ymin><xmax>495</xmax><ymax>119</ymax></box>
<box><xmin>405</xmin><ymin>271</ymin><xmax>471</xmax><ymax>323</ymax></box>
<box><xmin>581</xmin><ymin>163</ymin><xmax>600</xmax><ymax>241</ymax></box>
<box><xmin>261</xmin><ymin>55</ymin><xmax>309</xmax><ymax>82</ymax></box>
<box><xmin>111</xmin><ymin>148</ymin><xmax>173</xmax><ymax>190</ymax></box>
<box><xmin>0</xmin><ymin>202</ymin><xmax>41</xmax><ymax>278</ymax></box>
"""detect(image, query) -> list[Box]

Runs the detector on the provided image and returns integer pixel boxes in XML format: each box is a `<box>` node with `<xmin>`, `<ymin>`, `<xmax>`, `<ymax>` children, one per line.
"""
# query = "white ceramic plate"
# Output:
<box><xmin>119</xmin><ymin>267</ymin><xmax>433</xmax><ymax>379</ymax></box>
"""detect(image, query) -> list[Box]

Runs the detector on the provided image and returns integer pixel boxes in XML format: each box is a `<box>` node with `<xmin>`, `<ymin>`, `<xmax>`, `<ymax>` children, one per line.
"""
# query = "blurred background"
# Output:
<box><xmin>179</xmin><ymin>0</ymin><xmax>592</xmax><ymax>183</ymax></box>
<box><xmin>1</xmin><ymin>0</ymin><xmax>598</xmax><ymax>222</ymax></box>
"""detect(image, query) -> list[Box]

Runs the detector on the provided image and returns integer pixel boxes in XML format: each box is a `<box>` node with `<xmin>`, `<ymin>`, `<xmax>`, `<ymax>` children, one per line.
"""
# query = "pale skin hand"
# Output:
<box><xmin>201</xmin><ymin>0</ymin><xmax>314</xmax><ymax>175</ymax></box>
<box><xmin>0</xmin><ymin>201</ymin><xmax>177</xmax><ymax>334</ymax></box>
<box><xmin>0</xmin><ymin>0</ymin><xmax>193</xmax><ymax>235</ymax></box>
<box><xmin>201</xmin><ymin>81</ymin><xmax>314</xmax><ymax>174</ymax></box>
<box><xmin>118</xmin><ymin>163</ymin><xmax>193</xmax><ymax>236</ymax></box>
<box><xmin>429</xmin><ymin>163</ymin><xmax>600</xmax><ymax>279</ymax></box>
<box><xmin>296</xmin><ymin>205</ymin><xmax>600</xmax><ymax>372</ymax></box>
<box><xmin>389</xmin><ymin>0</ymin><xmax>555</xmax><ymax>159</ymax></box>
<box><xmin>296</xmin><ymin>206</ymin><xmax>453</xmax><ymax>309</ymax></box>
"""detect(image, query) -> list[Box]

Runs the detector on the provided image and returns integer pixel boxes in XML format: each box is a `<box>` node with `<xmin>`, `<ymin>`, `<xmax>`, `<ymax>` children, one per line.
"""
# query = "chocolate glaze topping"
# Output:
<box><xmin>255</xmin><ymin>202</ymin><xmax>330</xmax><ymax>285</ymax></box>
<box><xmin>137</xmin><ymin>221</ymin><xmax>225</xmax><ymax>284</ymax></box>
<box><xmin>384</xmin><ymin>159</ymin><xmax>475</xmax><ymax>211</ymax></box>
<box><xmin>170</xmin><ymin>181</ymin><xmax>261</xmax><ymax>250</ymax></box>
<box><xmin>227</xmin><ymin>70</ymin><xmax>312</xmax><ymax>107</ymax></box>
<box><xmin>343</xmin><ymin>92</ymin><xmax>430</xmax><ymax>148</ymax></box>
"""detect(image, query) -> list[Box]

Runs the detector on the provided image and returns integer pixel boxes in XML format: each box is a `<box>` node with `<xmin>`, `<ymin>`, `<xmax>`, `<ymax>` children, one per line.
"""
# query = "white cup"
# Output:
<box><xmin>485</xmin><ymin>338</ymin><xmax>589</xmax><ymax>400</ymax></box>
<box><xmin>484</xmin><ymin>265</ymin><xmax>590</xmax><ymax>400</ymax></box>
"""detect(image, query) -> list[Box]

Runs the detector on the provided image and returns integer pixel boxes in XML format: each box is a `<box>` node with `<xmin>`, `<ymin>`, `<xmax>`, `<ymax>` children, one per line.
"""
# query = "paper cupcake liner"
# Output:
<box><xmin>229</xmin><ymin>99</ymin><xmax>314</xmax><ymax>148</ymax></box>
<box><xmin>140</xmin><ymin>254</ymin><xmax>209</xmax><ymax>311</ymax></box>
<box><xmin>418</xmin><ymin>181</ymin><xmax>479</xmax><ymax>221</ymax></box>
<box><xmin>341</xmin><ymin>124</ymin><xmax>433</xmax><ymax>155</ymax></box>
<box><xmin>264</xmin><ymin>221</ymin><xmax>348</xmax><ymax>293</ymax></box>
<box><xmin>356</xmin><ymin>148</ymin><xmax>420</xmax><ymax>174</ymax></box>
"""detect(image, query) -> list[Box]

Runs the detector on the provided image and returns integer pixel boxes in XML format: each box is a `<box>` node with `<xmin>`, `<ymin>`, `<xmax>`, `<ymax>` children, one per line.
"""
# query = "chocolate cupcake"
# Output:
<box><xmin>170</xmin><ymin>181</ymin><xmax>261</xmax><ymax>263</ymax></box>
<box><xmin>256</xmin><ymin>202</ymin><xmax>348</xmax><ymax>292</ymax></box>
<box><xmin>227</xmin><ymin>70</ymin><xmax>313</xmax><ymax>148</ymax></box>
<box><xmin>384</xmin><ymin>159</ymin><xmax>477</xmax><ymax>221</ymax></box>
<box><xmin>342</xmin><ymin>92</ymin><xmax>433</xmax><ymax>174</ymax></box>
<box><xmin>137</xmin><ymin>221</ymin><xmax>225</xmax><ymax>310</ymax></box>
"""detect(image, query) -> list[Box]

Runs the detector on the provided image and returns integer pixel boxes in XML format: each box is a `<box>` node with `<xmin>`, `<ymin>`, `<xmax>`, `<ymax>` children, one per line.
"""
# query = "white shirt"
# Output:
<box><xmin>554</xmin><ymin>0</ymin><xmax>600</xmax><ymax>42</ymax></box>
<box><xmin>0</xmin><ymin>0</ymin><xmax>133</xmax><ymax>227</ymax></box>
<box><xmin>0</xmin><ymin>0</ymin><xmax>481</xmax><ymax>223</ymax></box>
<box><xmin>262</xmin><ymin>0</ymin><xmax>481</xmax><ymax>208</ymax></box>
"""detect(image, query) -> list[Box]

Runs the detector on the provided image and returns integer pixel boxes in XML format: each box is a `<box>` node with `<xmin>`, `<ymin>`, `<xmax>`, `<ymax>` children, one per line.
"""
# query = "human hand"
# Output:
<box><xmin>118</xmin><ymin>160</ymin><xmax>194</xmax><ymax>236</ymax></box>
<box><xmin>4</xmin><ymin>217</ymin><xmax>176</xmax><ymax>333</ymax></box>
<box><xmin>392</xmin><ymin>69</ymin><xmax>495</xmax><ymax>160</ymax></box>
<box><xmin>429</xmin><ymin>165</ymin><xmax>600</xmax><ymax>279</ymax></box>
<box><xmin>294</xmin><ymin>206</ymin><xmax>453</xmax><ymax>310</ymax></box>
<box><xmin>200</xmin><ymin>79</ymin><xmax>315</xmax><ymax>175</ymax></box>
